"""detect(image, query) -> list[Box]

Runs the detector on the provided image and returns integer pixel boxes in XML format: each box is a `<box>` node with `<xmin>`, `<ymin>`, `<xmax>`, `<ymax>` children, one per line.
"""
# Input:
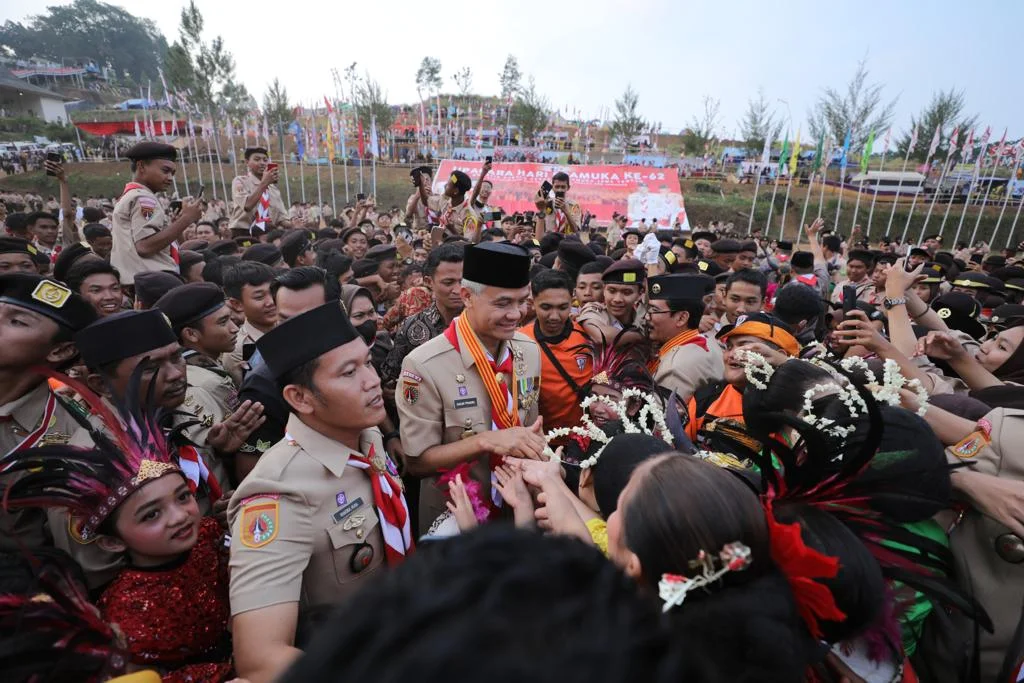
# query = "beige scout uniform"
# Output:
<box><xmin>397</xmin><ymin>326</ymin><xmax>542</xmax><ymax>524</ymax></box>
<box><xmin>406</xmin><ymin>191</ymin><xmax>432</xmax><ymax>231</ymax></box>
<box><xmin>222</xmin><ymin>321</ymin><xmax>265</xmax><ymax>386</ymax></box>
<box><xmin>427</xmin><ymin>195</ymin><xmax>482</xmax><ymax>240</ymax></box>
<box><xmin>110</xmin><ymin>184</ymin><xmax>177</xmax><ymax>285</ymax></box>
<box><xmin>229</xmin><ymin>173</ymin><xmax>288</xmax><ymax>233</ymax></box>
<box><xmin>228</xmin><ymin>415</ymin><xmax>389</xmax><ymax>628</ymax></box>
<box><xmin>0</xmin><ymin>383</ymin><xmax>78</xmax><ymax>551</ymax></box>
<box><xmin>654</xmin><ymin>338</ymin><xmax>724</xmax><ymax>403</ymax></box>
<box><xmin>576</xmin><ymin>301</ymin><xmax>648</xmax><ymax>335</ymax></box>
<box><xmin>945</xmin><ymin>407</ymin><xmax>1024</xmax><ymax>680</ymax></box>
<box><xmin>180</xmin><ymin>355</ymin><xmax>239</xmax><ymax>449</ymax></box>
<box><xmin>546</xmin><ymin>199</ymin><xmax>583</xmax><ymax>235</ymax></box>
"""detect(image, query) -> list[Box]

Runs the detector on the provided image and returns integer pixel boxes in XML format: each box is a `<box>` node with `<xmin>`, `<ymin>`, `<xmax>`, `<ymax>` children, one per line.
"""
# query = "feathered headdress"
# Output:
<box><xmin>0</xmin><ymin>550</ymin><xmax>128</xmax><ymax>681</ymax></box>
<box><xmin>573</xmin><ymin>329</ymin><xmax>654</xmax><ymax>394</ymax></box>
<box><xmin>0</xmin><ymin>363</ymin><xmax>191</xmax><ymax>541</ymax></box>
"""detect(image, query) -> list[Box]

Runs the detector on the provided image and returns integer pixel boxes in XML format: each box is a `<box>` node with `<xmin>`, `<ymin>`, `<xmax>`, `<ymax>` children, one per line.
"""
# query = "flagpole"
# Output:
<box><xmin>204</xmin><ymin>123</ymin><xmax>218</xmax><ymax>200</ymax></box>
<box><xmin>339</xmin><ymin>99</ymin><xmax>350</xmax><ymax>204</ymax></box>
<box><xmin>866</xmin><ymin>131</ymin><xmax>889</xmax><ymax>237</ymax></box>
<box><xmin>1006</xmin><ymin>189</ymin><xmax>1024</xmax><ymax>249</ymax></box>
<box><xmin>886</xmin><ymin>139</ymin><xmax>914</xmax><ymax>239</ymax></box>
<box><xmin>920</xmin><ymin>157</ymin><xmax>953</xmax><ymax>241</ymax></box>
<box><xmin>817</xmin><ymin>152</ymin><xmax>828</xmax><ymax>219</ymax></box>
<box><xmin>746</xmin><ymin>168</ymin><xmax>762</xmax><ymax>235</ymax></box>
<box><xmin>779</xmin><ymin>170</ymin><xmax>795</xmax><ymax>239</ymax></box>
<box><xmin>939</xmin><ymin>132</ymin><xmax>972</xmax><ymax>239</ymax></box>
<box><xmin>277</xmin><ymin>121</ymin><xmax>292</xmax><ymax>207</ymax></box>
<box><xmin>967</xmin><ymin>136</ymin><xmax>1001</xmax><ymax>246</ymax></box>
<box><xmin>797</xmin><ymin>170</ymin><xmax>817</xmax><ymax>243</ymax></box>
<box><xmin>189</xmin><ymin>118</ymin><xmax>205</xmax><ymax>193</ymax></box>
<box><xmin>371</xmin><ymin>112</ymin><xmax>378</xmax><ymax>199</ymax></box>
<box><xmin>313</xmin><ymin>107</ymin><xmax>324</xmax><ymax>225</ymax></box>
<box><xmin>991</xmin><ymin>149</ymin><xmax>1022</xmax><ymax>246</ymax></box>
<box><xmin>210</xmin><ymin>111</ymin><xmax>229</xmax><ymax>203</ymax></box>
<box><xmin>176</xmin><ymin>118</ymin><xmax>191</xmax><ymax>196</ymax></box>
<box><xmin>765</xmin><ymin>165</ymin><xmax>782</xmax><ymax>233</ymax></box>
<box><xmin>953</xmin><ymin>147</ymin><xmax>986</xmax><ymax>247</ymax></box>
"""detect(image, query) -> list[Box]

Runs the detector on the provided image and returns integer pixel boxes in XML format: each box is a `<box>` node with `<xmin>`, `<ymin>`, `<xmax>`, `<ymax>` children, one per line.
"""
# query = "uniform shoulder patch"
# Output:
<box><xmin>950</xmin><ymin>430</ymin><xmax>990</xmax><ymax>460</ymax></box>
<box><xmin>239</xmin><ymin>498</ymin><xmax>279</xmax><ymax>548</ymax></box>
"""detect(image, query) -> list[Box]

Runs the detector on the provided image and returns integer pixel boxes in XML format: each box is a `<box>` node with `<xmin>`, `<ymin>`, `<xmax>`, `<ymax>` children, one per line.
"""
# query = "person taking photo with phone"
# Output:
<box><xmin>535</xmin><ymin>171</ymin><xmax>583</xmax><ymax>236</ymax></box>
<box><xmin>110</xmin><ymin>142</ymin><xmax>203</xmax><ymax>292</ymax></box>
<box><xmin>230</xmin><ymin>146</ymin><xmax>293</xmax><ymax>235</ymax></box>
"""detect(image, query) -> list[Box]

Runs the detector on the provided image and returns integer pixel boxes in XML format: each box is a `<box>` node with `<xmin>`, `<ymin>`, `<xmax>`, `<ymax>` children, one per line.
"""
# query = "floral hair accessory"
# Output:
<box><xmin>658</xmin><ymin>542</ymin><xmax>752</xmax><ymax>612</ymax></box>
<box><xmin>544</xmin><ymin>389</ymin><xmax>671</xmax><ymax>468</ymax></box>
<box><xmin>839</xmin><ymin>357</ymin><xmax>929</xmax><ymax>417</ymax></box>
<box><xmin>734</xmin><ymin>349</ymin><xmax>774</xmax><ymax>389</ymax></box>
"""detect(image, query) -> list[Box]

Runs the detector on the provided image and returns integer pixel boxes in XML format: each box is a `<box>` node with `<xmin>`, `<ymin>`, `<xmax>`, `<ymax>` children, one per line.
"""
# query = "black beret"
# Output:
<box><xmin>648</xmin><ymin>274</ymin><xmax>712</xmax><ymax>301</ymax></box>
<box><xmin>0</xmin><ymin>237</ymin><xmax>37</xmax><ymax>256</ymax></box>
<box><xmin>909</xmin><ymin>247</ymin><xmax>929</xmax><ymax>258</ymax></box>
<box><xmin>366</xmin><ymin>243</ymin><xmax>398</xmax><ymax>262</ymax></box>
<box><xmin>448</xmin><ymin>170</ymin><xmax>472</xmax><ymax>194</ymax></box>
<box><xmin>711</xmin><ymin>239</ymin><xmax>741</xmax><ymax>254</ymax></box>
<box><xmin>181</xmin><ymin>239</ymin><xmax>210</xmax><ymax>252</ymax></box>
<box><xmin>242</xmin><ymin>243</ymin><xmax>284</xmax><ymax>267</ymax></box>
<box><xmin>557</xmin><ymin>239</ymin><xmax>596</xmax><ymax>270</ymax></box>
<box><xmin>463</xmin><ymin>242</ymin><xmax>531</xmax><ymax>289</ymax></box>
<box><xmin>919</xmin><ymin>262</ymin><xmax>948</xmax><ymax>283</ymax></box>
<box><xmin>208</xmin><ymin>240</ymin><xmax>239</xmax><ymax>257</ymax></box>
<box><xmin>992</xmin><ymin>266</ymin><xmax>1024</xmax><ymax>282</ymax></box>
<box><xmin>738</xmin><ymin>241</ymin><xmax>758</xmax><ymax>253</ymax></box>
<box><xmin>340</xmin><ymin>226</ymin><xmax>366</xmax><ymax>244</ymax></box>
<box><xmin>352</xmin><ymin>259</ymin><xmax>380</xmax><ymax>278</ymax></box>
<box><xmin>257</xmin><ymin>301</ymin><xmax>358</xmax><ymax>380</ymax></box>
<box><xmin>601</xmin><ymin>258</ymin><xmax>645</xmax><ymax>284</ymax></box>
<box><xmin>983</xmin><ymin>254</ymin><xmax>1007</xmax><ymax>268</ymax></box>
<box><xmin>692</xmin><ymin>231</ymin><xmax>716</xmax><ymax>243</ymax></box>
<box><xmin>234</xmin><ymin>236</ymin><xmax>256</xmax><ymax>249</ymax></box>
<box><xmin>410</xmin><ymin>165</ymin><xmax>433</xmax><ymax>179</ymax></box>
<box><xmin>52</xmin><ymin>243</ymin><xmax>93</xmax><ymax>284</ymax></box>
<box><xmin>154</xmin><ymin>282</ymin><xmax>226</xmax><ymax>333</ymax></box>
<box><xmin>777</xmin><ymin>240</ymin><xmax>793</xmax><ymax>251</ymax></box>
<box><xmin>75</xmin><ymin>309</ymin><xmax>178</xmax><ymax>368</ymax></box>
<box><xmin>280</xmin><ymin>230</ymin><xmax>314</xmax><ymax>266</ymax></box>
<box><xmin>244</xmin><ymin>146</ymin><xmax>269</xmax><ymax>160</ymax></box>
<box><xmin>538</xmin><ymin>251</ymin><xmax>558</xmax><ymax>269</ymax></box>
<box><xmin>133</xmin><ymin>271</ymin><xmax>184</xmax><ymax>309</ymax></box>
<box><xmin>178</xmin><ymin>250</ymin><xmax>205</xmax><ymax>272</ymax></box>
<box><xmin>0</xmin><ymin>273</ymin><xmax>97</xmax><ymax>331</ymax></box>
<box><xmin>695</xmin><ymin>259</ymin><xmax>724</xmax><ymax>277</ymax></box>
<box><xmin>125</xmin><ymin>141</ymin><xmax>177</xmax><ymax>162</ymax></box>
<box><xmin>847</xmin><ymin>250</ymin><xmax>875</xmax><ymax>265</ymax></box>
<box><xmin>83</xmin><ymin>224</ymin><xmax>111</xmax><ymax>240</ymax></box>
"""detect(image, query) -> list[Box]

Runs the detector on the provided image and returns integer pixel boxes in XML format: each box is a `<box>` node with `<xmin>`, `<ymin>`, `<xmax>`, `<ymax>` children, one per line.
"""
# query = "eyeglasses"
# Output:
<box><xmin>647</xmin><ymin>307</ymin><xmax>674</xmax><ymax>316</ymax></box>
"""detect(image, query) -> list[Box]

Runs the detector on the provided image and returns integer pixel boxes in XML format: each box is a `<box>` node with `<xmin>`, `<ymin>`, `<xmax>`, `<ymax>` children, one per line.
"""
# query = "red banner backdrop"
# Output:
<box><xmin>433</xmin><ymin>160</ymin><xmax>689</xmax><ymax>228</ymax></box>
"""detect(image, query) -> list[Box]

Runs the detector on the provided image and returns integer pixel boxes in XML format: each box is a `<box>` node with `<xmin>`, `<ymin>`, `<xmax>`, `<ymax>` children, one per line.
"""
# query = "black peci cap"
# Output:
<box><xmin>0</xmin><ymin>237</ymin><xmax>38</xmax><ymax>256</ymax></box>
<box><xmin>557</xmin><ymin>239</ymin><xmax>596</xmax><ymax>271</ymax></box>
<box><xmin>0</xmin><ymin>273</ymin><xmax>97</xmax><ymax>331</ymax></box>
<box><xmin>52</xmin><ymin>243</ymin><xmax>94</xmax><ymax>284</ymax></box>
<box><xmin>280</xmin><ymin>230</ymin><xmax>314</xmax><ymax>266</ymax></box>
<box><xmin>242</xmin><ymin>243</ymin><xmax>284</xmax><ymax>267</ymax></box>
<box><xmin>647</xmin><ymin>274</ymin><xmax>713</xmax><ymax>301</ymax></box>
<box><xmin>463</xmin><ymin>242</ymin><xmax>531</xmax><ymax>289</ymax></box>
<box><xmin>257</xmin><ymin>301</ymin><xmax>359</xmax><ymax>380</ymax></box>
<box><xmin>366</xmin><ymin>244</ymin><xmax>398</xmax><ymax>262</ymax></box>
<box><xmin>133</xmin><ymin>271</ymin><xmax>184</xmax><ymax>309</ymax></box>
<box><xmin>153</xmin><ymin>282</ymin><xmax>226</xmax><ymax>334</ymax></box>
<box><xmin>75</xmin><ymin>309</ymin><xmax>178</xmax><ymax>368</ymax></box>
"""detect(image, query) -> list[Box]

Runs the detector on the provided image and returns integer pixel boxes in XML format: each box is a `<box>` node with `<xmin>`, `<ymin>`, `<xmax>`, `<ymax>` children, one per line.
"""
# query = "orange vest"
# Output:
<box><xmin>519</xmin><ymin>321</ymin><xmax>592</xmax><ymax>432</ymax></box>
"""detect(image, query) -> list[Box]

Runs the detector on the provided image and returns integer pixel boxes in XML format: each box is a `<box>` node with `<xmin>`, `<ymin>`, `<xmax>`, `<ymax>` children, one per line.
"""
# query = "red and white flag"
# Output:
<box><xmin>926</xmin><ymin>124</ymin><xmax>941</xmax><ymax>158</ymax></box>
<box><xmin>947</xmin><ymin>126</ymin><xmax>960</xmax><ymax>157</ymax></box>
<box><xmin>961</xmin><ymin>128</ymin><xmax>975</xmax><ymax>163</ymax></box>
<box><xmin>908</xmin><ymin>124</ymin><xmax>919</xmax><ymax>153</ymax></box>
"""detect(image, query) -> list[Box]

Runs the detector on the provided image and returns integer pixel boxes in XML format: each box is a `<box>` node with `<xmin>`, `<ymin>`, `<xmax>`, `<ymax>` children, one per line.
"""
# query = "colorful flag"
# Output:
<box><xmin>357</xmin><ymin>119</ymin><xmax>365</xmax><ymax>157</ymax></box>
<box><xmin>777</xmin><ymin>130</ymin><xmax>790</xmax><ymax>174</ymax></box>
<box><xmin>860</xmin><ymin>130</ymin><xmax>875</xmax><ymax>175</ymax></box>
<box><xmin>961</xmin><ymin>128</ymin><xmax>975</xmax><ymax>164</ymax></box>
<box><xmin>881</xmin><ymin>128</ymin><xmax>892</xmax><ymax>155</ymax></box>
<box><xmin>839</xmin><ymin>128</ymin><xmax>852</xmax><ymax>174</ymax></box>
<box><xmin>761</xmin><ymin>132</ymin><xmax>772</xmax><ymax>166</ymax></box>
<box><xmin>133</xmin><ymin>115</ymin><xmax>141</xmax><ymax>140</ymax></box>
<box><xmin>370</xmin><ymin>115</ymin><xmax>380</xmax><ymax>157</ymax></box>
<box><xmin>948</xmin><ymin>126</ymin><xmax>960</xmax><ymax>158</ymax></box>
<box><xmin>262</xmin><ymin>117</ymin><xmax>270</xmax><ymax>147</ymax></box>
<box><xmin>789</xmin><ymin>128</ymin><xmax>801</xmax><ymax>176</ymax></box>
<box><xmin>908</xmin><ymin>124</ymin><xmax>919</xmax><ymax>154</ymax></box>
<box><xmin>811</xmin><ymin>131</ymin><xmax>825</xmax><ymax>172</ymax></box>
<box><xmin>927</xmin><ymin>124</ymin><xmax>941</xmax><ymax>158</ymax></box>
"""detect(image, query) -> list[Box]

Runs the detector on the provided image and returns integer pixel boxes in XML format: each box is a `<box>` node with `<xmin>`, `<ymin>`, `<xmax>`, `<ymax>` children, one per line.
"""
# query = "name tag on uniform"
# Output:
<box><xmin>454</xmin><ymin>397</ymin><xmax>478</xmax><ymax>409</ymax></box>
<box><xmin>332</xmin><ymin>497</ymin><xmax>365</xmax><ymax>524</ymax></box>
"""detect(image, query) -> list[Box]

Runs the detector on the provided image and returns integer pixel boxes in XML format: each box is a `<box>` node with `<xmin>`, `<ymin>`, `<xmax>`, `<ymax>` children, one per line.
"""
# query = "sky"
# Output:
<box><xmin>3</xmin><ymin>0</ymin><xmax>1022</xmax><ymax>139</ymax></box>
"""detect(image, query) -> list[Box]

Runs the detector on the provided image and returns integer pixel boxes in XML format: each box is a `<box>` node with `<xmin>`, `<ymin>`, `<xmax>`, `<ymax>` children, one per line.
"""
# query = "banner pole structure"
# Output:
<box><xmin>327</xmin><ymin>109</ymin><xmax>337</xmax><ymax>218</ymax></box>
<box><xmin>919</xmin><ymin>157</ymin><xmax>953</xmax><ymax>243</ymax></box>
<box><xmin>818</xmin><ymin>158</ymin><xmax>828</xmax><ymax>219</ymax></box>
<box><xmin>865</xmin><ymin>130</ymin><xmax>890</xmax><ymax>238</ymax></box>
<box><xmin>887</xmin><ymin>140</ymin><xmax>915</xmax><ymax>240</ymax></box>
<box><xmin>797</xmin><ymin>170</ymin><xmax>817</xmax><ymax>244</ymax></box>
<box><xmin>314</xmin><ymin>117</ymin><xmax>324</xmax><ymax>227</ymax></box>
<box><xmin>211</xmin><ymin>113</ymin><xmax>229</xmax><ymax>203</ymax></box>
<box><xmin>176</xmin><ymin>122</ymin><xmax>190</xmax><ymax>196</ymax></box>
<box><xmin>746</xmin><ymin>169</ymin><xmax>762</xmax><ymax>235</ymax></box>
<box><xmin>764</xmin><ymin>167</ymin><xmax>781</xmax><ymax>233</ymax></box>
<box><xmin>204</xmin><ymin>124</ymin><xmax>218</xmax><ymax>200</ymax></box>
<box><xmin>339</xmin><ymin>102</ymin><xmax>350</xmax><ymax>204</ymax></box>
<box><xmin>278</xmin><ymin>121</ymin><xmax>291</xmax><ymax>207</ymax></box>
<box><xmin>779</xmin><ymin>172</ymin><xmax>795</xmax><ymax>239</ymax></box>
<box><xmin>991</xmin><ymin>147</ymin><xmax>1023</xmax><ymax>247</ymax></box>
<box><xmin>850</xmin><ymin>178</ymin><xmax>865</xmax><ymax>232</ymax></box>
<box><xmin>939</xmin><ymin>131</ymin><xmax>972</xmax><ymax>241</ymax></box>
<box><xmin>189</xmin><ymin>118</ymin><xmax>205</xmax><ymax>195</ymax></box>
<box><xmin>1006</xmin><ymin>186</ymin><xmax>1024</xmax><ymax>249</ymax></box>
<box><xmin>969</xmin><ymin>131</ymin><xmax>1006</xmax><ymax>246</ymax></box>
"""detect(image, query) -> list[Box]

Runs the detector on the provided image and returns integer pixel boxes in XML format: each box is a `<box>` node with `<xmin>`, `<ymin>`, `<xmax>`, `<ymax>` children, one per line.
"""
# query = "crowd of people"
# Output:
<box><xmin>1</xmin><ymin>139</ymin><xmax>1023</xmax><ymax>683</ymax></box>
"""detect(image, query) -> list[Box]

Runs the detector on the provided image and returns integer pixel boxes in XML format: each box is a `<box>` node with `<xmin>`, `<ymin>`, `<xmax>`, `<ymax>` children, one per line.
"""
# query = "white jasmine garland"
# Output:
<box><xmin>735</xmin><ymin>349</ymin><xmax>774</xmax><ymax>390</ymax></box>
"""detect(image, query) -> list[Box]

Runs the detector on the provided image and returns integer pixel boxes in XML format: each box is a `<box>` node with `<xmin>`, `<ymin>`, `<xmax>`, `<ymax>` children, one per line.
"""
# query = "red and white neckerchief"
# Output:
<box><xmin>346</xmin><ymin>445</ymin><xmax>414</xmax><ymax>565</ymax></box>
<box><xmin>122</xmin><ymin>182</ymin><xmax>179</xmax><ymax>264</ymax></box>
<box><xmin>252</xmin><ymin>187</ymin><xmax>271</xmax><ymax>234</ymax></box>
<box><xmin>177</xmin><ymin>444</ymin><xmax>222</xmax><ymax>503</ymax></box>
<box><xmin>1</xmin><ymin>390</ymin><xmax>57</xmax><ymax>458</ymax></box>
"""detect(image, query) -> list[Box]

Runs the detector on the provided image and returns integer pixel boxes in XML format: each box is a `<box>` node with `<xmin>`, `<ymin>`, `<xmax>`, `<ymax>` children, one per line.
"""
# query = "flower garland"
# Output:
<box><xmin>544</xmin><ymin>390</ymin><xmax>672</xmax><ymax>469</ymax></box>
<box><xmin>735</xmin><ymin>349</ymin><xmax>774</xmax><ymax>389</ymax></box>
<box><xmin>839</xmin><ymin>357</ymin><xmax>929</xmax><ymax>417</ymax></box>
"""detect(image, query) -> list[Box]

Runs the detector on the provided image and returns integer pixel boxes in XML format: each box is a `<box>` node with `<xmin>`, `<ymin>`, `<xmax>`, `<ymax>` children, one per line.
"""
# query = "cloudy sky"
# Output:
<box><xmin>3</xmin><ymin>0</ymin><xmax>1021</xmax><ymax>138</ymax></box>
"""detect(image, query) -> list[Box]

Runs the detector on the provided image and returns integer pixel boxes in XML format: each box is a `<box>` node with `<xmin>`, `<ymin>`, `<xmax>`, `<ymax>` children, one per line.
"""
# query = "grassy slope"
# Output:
<box><xmin>2</xmin><ymin>162</ymin><xmax>1019</xmax><ymax>245</ymax></box>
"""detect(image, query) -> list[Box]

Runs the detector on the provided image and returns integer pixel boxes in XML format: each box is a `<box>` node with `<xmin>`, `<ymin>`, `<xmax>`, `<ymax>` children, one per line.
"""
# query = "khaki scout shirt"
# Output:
<box><xmin>654</xmin><ymin>335</ymin><xmax>724</xmax><ymax>403</ymax></box>
<box><xmin>427</xmin><ymin>195</ymin><xmax>482</xmax><ymax>240</ymax></box>
<box><xmin>229</xmin><ymin>173</ymin><xmax>288</xmax><ymax>233</ymax></box>
<box><xmin>228</xmin><ymin>416</ymin><xmax>390</xmax><ymax>619</ymax></box>
<box><xmin>945</xmin><ymin>407</ymin><xmax>1024</xmax><ymax>680</ymax></box>
<box><xmin>0</xmin><ymin>382</ymin><xmax>78</xmax><ymax>552</ymax></box>
<box><xmin>180</xmin><ymin>355</ymin><xmax>239</xmax><ymax>448</ymax></box>
<box><xmin>397</xmin><ymin>324</ymin><xmax>542</xmax><ymax>524</ymax></box>
<box><xmin>110</xmin><ymin>184</ymin><xmax>177</xmax><ymax>285</ymax></box>
<box><xmin>222</xmin><ymin>321</ymin><xmax>266</xmax><ymax>387</ymax></box>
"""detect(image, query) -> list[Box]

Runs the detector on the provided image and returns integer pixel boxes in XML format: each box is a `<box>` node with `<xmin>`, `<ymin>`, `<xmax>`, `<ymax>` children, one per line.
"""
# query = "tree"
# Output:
<box><xmin>739</xmin><ymin>88</ymin><xmax>783</xmax><ymax>157</ymax></box>
<box><xmin>608</xmin><ymin>85</ymin><xmax>647</xmax><ymax>151</ymax></box>
<box><xmin>897</xmin><ymin>89</ymin><xmax>978</xmax><ymax>161</ymax></box>
<box><xmin>683</xmin><ymin>95</ymin><xmax>721</xmax><ymax>155</ymax></box>
<box><xmin>0</xmin><ymin>0</ymin><xmax>168</xmax><ymax>84</ymax></box>
<box><xmin>807</xmin><ymin>59</ymin><xmax>897</xmax><ymax>153</ymax></box>
<box><xmin>171</xmin><ymin>1</ymin><xmax>253</xmax><ymax>118</ymax></box>
<box><xmin>353</xmin><ymin>72</ymin><xmax>395</xmax><ymax>134</ymax></box>
<box><xmin>452</xmin><ymin>67</ymin><xmax>473</xmax><ymax>97</ymax></box>
<box><xmin>511</xmin><ymin>77</ymin><xmax>550</xmax><ymax>145</ymax></box>
<box><xmin>415</xmin><ymin>57</ymin><xmax>443</xmax><ymax>97</ymax></box>
<box><xmin>262</xmin><ymin>78</ymin><xmax>292</xmax><ymax>125</ymax></box>
<box><xmin>498</xmin><ymin>55</ymin><xmax>522</xmax><ymax>100</ymax></box>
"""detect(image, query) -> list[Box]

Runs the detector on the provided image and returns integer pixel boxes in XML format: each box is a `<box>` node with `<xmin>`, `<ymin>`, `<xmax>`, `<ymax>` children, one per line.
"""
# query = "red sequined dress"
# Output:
<box><xmin>98</xmin><ymin>517</ymin><xmax>233</xmax><ymax>682</ymax></box>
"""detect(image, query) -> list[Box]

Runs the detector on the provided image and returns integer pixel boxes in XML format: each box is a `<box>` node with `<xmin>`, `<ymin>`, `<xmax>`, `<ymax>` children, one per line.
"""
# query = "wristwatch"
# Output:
<box><xmin>882</xmin><ymin>296</ymin><xmax>907</xmax><ymax>310</ymax></box>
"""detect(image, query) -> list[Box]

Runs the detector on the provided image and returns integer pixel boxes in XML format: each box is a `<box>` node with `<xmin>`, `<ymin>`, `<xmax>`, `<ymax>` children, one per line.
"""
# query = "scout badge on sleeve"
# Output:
<box><xmin>239</xmin><ymin>497</ymin><xmax>279</xmax><ymax>549</ymax></box>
